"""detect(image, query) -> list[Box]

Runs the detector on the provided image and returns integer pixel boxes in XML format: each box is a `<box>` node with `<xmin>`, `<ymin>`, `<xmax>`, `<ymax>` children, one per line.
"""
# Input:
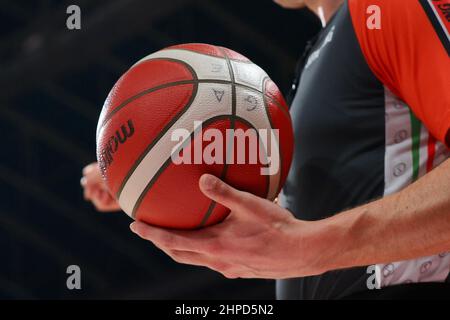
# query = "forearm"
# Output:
<box><xmin>317</xmin><ymin>158</ymin><xmax>450</xmax><ymax>272</ymax></box>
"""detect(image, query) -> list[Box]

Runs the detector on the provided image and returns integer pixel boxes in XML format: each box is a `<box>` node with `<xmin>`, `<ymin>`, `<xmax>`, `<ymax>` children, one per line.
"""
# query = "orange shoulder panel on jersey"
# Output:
<box><xmin>348</xmin><ymin>0</ymin><xmax>450</xmax><ymax>147</ymax></box>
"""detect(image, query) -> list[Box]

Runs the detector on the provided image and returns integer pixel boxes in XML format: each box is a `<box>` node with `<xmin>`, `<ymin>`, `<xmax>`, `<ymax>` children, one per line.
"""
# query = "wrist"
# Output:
<box><xmin>290</xmin><ymin>217</ymin><xmax>347</xmax><ymax>276</ymax></box>
<box><xmin>315</xmin><ymin>205</ymin><xmax>381</xmax><ymax>272</ymax></box>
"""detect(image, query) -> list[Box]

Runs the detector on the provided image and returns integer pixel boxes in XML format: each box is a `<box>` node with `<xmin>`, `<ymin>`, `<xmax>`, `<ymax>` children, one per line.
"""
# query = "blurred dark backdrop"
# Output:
<box><xmin>0</xmin><ymin>0</ymin><xmax>320</xmax><ymax>299</ymax></box>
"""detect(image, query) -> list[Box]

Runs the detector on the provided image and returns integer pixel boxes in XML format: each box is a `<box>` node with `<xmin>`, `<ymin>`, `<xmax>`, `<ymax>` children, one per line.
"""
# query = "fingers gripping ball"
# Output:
<box><xmin>96</xmin><ymin>43</ymin><xmax>294</xmax><ymax>229</ymax></box>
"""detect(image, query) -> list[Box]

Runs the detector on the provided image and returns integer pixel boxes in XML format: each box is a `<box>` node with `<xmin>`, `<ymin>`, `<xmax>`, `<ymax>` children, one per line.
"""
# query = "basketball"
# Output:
<box><xmin>96</xmin><ymin>43</ymin><xmax>293</xmax><ymax>229</ymax></box>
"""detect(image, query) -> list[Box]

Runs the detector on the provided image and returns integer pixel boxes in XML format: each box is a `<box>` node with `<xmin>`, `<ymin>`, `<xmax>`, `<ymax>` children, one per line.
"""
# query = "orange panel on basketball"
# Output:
<box><xmin>166</xmin><ymin>43</ymin><xmax>227</xmax><ymax>58</ymax></box>
<box><xmin>205</xmin><ymin>120</ymin><xmax>268</xmax><ymax>226</ymax></box>
<box><xmin>264</xmin><ymin>78</ymin><xmax>289</xmax><ymax>115</ymax></box>
<box><xmin>98</xmin><ymin>59</ymin><xmax>195</xmax><ymax>127</ymax></box>
<box><xmin>96</xmin><ymin>43</ymin><xmax>294</xmax><ymax>230</ymax></box>
<box><xmin>219</xmin><ymin>47</ymin><xmax>251</xmax><ymax>62</ymax></box>
<box><xmin>135</xmin><ymin>118</ymin><xmax>232</xmax><ymax>229</ymax></box>
<box><xmin>165</xmin><ymin>43</ymin><xmax>250</xmax><ymax>63</ymax></box>
<box><xmin>97</xmin><ymin>83</ymin><xmax>195</xmax><ymax>196</ymax></box>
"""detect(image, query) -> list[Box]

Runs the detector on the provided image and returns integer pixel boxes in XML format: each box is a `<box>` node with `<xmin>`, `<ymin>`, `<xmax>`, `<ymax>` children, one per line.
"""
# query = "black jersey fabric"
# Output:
<box><xmin>276</xmin><ymin>0</ymin><xmax>450</xmax><ymax>299</ymax></box>
<box><xmin>277</xmin><ymin>1</ymin><xmax>386</xmax><ymax>300</ymax></box>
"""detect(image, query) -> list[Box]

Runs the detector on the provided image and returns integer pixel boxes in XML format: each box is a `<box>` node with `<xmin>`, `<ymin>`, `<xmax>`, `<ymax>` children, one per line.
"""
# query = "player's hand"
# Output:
<box><xmin>129</xmin><ymin>174</ymin><xmax>330</xmax><ymax>279</ymax></box>
<box><xmin>81</xmin><ymin>162</ymin><xmax>121</xmax><ymax>212</ymax></box>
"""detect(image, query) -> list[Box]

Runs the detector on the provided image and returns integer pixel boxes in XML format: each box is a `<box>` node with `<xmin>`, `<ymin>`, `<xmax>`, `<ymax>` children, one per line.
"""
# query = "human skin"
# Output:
<box><xmin>82</xmin><ymin>0</ymin><xmax>450</xmax><ymax>279</ymax></box>
<box><xmin>129</xmin><ymin>159</ymin><xmax>450</xmax><ymax>279</ymax></box>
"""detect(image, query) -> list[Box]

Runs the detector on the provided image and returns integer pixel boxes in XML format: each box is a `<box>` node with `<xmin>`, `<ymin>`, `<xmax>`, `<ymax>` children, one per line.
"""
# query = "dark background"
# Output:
<box><xmin>0</xmin><ymin>0</ymin><xmax>319</xmax><ymax>299</ymax></box>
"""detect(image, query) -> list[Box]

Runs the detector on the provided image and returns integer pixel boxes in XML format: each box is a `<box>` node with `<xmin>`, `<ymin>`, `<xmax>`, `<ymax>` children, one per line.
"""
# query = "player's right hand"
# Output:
<box><xmin>81</xmin><ymin>162</ymin><xmax>121</xmax><ymax>212</ymax></box>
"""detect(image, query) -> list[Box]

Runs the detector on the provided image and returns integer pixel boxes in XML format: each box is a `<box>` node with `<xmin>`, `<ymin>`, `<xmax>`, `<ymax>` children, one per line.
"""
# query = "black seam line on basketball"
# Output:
<box><xmin>195</xmin><ymin>114</ymin><xmax>270</xmax><ymax>221</ymax></box>
<box><xmin>111</xmin><ymin>56</ymin><xmax>200</xmax><ymax>199</ymax></box>
<box><xmin>265</xmin><ymin>94</ymin><xmax>290</xmax><ymax>121</ymax></box>
<box><xmin>262</xmin><ymin>76</ymin><xmax>281</xmax><ymax>199</ymax></box>
<box><xmin>115</xmin><ymin>80</ymin><xmax>199</xmax><ymax>200</ymax></box>
<box><xmin>99</xmin><ymin>80</ymin><xmax>193</xmax><ymax>132</ymax></box>
<box><xmin>166</xmin><ymin>47</ymin><xmax>254</xmax><ymax>64</ymax></box>
<box><xmin>98</xmin><ymin>55</ymin><xmax>285</xmax><ymax>134</ymax></box>
<box><xmin>130</xmin><ymin>114</ymin><xmax>232</xmax><ymax>220</ymax></box>
<box><xmin>98</xmin><ymin>58</ymin><xmax>198</xmax><ymax>135</ymax></box>
<box><xmin>197</xmin><ymin>47</ymin><xmax>237</xmax><ymax>228</ymax></box>
<box><xmin>112</xmin><ymin>81</ymin><xmax>285</xmax><ymax>202</ymax></box>
<box><xmin>223</xmin><ymin>115</ymin><xmax>271</xmax><ymax>200</ymax></box>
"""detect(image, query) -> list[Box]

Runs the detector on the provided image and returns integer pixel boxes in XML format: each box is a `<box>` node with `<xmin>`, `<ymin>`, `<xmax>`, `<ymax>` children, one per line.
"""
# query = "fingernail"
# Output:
<box><xmin>80</xmin><ymin>177</ymin><xmax>86</xmax><ymax>186</ymax></box>
<box><xmin>200</xmin><ymin>174</ymin><xmax>218</xmax><ymax>191</ymax></box>
<box><xmin>130</xmin><ymin>222</ymin><xmax>137</xmax><ymax>233</ymax></box>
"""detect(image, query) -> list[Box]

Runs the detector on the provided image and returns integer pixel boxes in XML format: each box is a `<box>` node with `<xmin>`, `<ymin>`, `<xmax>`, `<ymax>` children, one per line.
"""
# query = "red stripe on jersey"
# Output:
<box><xmin>427</xmin><ymin>134</ymin><xmax>437</xmax><ymax>172</ymax></box>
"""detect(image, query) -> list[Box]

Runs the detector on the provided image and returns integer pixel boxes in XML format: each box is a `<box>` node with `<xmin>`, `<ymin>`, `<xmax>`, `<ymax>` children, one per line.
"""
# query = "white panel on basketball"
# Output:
<box><xmin>118</xmin><ymin>82</ymin><xmax>233</xmax><ymax>217</ymax></box>
<box><xmin>235</xmin><ymin>86</ymin><xmax>281</xmax><ymax>201</ymax></box>
<box><xmin>135</xmin><ymin>49</ymin><xmax>231</xmax><ymax>82</ymax></box>
<box><xmin>434</xmin><ymin>141</ymin><xmax>450</xmax><ymax>167</ymax></box>
<box><xmin>231</xmin><ymin>60</ymin><xmax>268</xmax><ymax>92</ymax></box>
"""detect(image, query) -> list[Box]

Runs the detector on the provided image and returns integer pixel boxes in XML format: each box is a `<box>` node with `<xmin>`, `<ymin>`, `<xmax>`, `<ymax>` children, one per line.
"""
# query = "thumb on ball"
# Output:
<box><xmin>199</xmin><ymin>174</ymin><xmax>246</xmax><ymax>211</ymax></box>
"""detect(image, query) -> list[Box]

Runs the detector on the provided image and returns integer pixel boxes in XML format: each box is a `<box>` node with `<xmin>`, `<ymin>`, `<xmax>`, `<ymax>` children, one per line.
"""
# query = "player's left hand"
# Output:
<box><xmin>130</xmin><ymin>174</ymin><xmax>329</xmax><ymax>279</ymax></box>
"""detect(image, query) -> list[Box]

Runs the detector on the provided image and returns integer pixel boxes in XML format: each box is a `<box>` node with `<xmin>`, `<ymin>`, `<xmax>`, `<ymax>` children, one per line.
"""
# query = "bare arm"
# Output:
<box><xmin>129</xmin><ymin>158</ymin><xmax>450</xmax><ymax>279</ymax></box>
<box><xmin>321</xmin><ymin>157</ymin><xmax>450</xmax><ymax>272</ymax></box>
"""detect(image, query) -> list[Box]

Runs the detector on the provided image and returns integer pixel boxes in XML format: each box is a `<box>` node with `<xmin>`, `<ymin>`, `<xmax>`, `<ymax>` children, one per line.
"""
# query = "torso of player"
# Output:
<box><xmin>278</xmin><ymin>0</ymin><xmax>450</xmax><ymax>299</ymax></box>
